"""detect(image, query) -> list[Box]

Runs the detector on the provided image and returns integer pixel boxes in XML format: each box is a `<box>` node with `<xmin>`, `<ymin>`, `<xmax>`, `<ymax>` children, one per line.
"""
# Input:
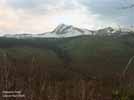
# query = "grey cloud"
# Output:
<box><xmin>8</xmin><ymin>0</ymin><xmax>73</xmax><ymax>9</ymax></box>
<box><xmin>80</xmin><ymin>0</ymin><xmax>134</xmax><ymax>25</ymax></box>
<box><xmin>8</xmin><ymin>0</ymin><xmax>37</xmax><ymax>9</ymax></box>
<box><xmin>3</xmin><ymin>0</ymin><xmax>134</xmax><ymax>29</ymax></box>
<box><xmin>7</xmin><ymin>0</ymin><xmax>78</xmax><ymax>15</ymax></box>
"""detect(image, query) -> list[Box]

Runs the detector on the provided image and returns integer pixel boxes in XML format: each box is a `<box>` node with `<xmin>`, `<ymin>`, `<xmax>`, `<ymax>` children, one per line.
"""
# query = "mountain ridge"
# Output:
<box><xmin>2</xmin><ymin>24</ymin><xmax>134</xmax><ymax>38</ymax></box>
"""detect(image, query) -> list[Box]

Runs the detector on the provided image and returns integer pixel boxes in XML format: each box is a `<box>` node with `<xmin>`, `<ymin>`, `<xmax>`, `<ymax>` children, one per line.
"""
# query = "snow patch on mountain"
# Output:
<box><xmin>2</xmin><ymin>24</ymin><xmax>134</xmax><ymax>38</ymax></box>
<box><xmin>41</xmin><ymin>24</ymin><xmax>93</xmax><ymax>38</ymax></box>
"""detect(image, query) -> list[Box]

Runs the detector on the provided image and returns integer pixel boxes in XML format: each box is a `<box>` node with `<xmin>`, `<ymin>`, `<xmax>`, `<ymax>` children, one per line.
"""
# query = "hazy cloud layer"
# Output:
<box><xmin>0</xmin><ymin>0</ymin><xmax>133</xmax><ymax>34</ymax></box>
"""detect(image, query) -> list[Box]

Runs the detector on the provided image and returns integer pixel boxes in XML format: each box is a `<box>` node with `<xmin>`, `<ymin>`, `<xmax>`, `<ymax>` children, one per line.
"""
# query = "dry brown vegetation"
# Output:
<box><xmin>0</xmin><ymin>53</ymin><xmax>113</xmax><ymax>100</ymax></box>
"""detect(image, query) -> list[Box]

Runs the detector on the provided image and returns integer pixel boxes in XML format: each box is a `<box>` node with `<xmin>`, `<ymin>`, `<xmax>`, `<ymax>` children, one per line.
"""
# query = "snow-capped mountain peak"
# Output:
<box><xmin>52</xmin><ymin>24</ymin><xmax>87</xmax><ymax>34</ymax></box>
<box><xmin>95</xmin><ymin>27</ymin><xmax>117</xmax><ymax>36</ymax></box>
<box><xmin>41</xmin><ymin>24</ymin><xmax>93</xmax><ymax>38</ymax></box>
<box><xmin>52</xmin><ymin>24</ymin><xmax>72</xmax><ymax>34</ymax></box>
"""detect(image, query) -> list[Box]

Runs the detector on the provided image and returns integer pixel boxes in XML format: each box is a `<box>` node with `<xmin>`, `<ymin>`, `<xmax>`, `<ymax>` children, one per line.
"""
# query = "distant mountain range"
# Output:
<box><xmin>2</xmin><ymin>24</ymin><xmax>134</xmax><ymax>38</ymax></box>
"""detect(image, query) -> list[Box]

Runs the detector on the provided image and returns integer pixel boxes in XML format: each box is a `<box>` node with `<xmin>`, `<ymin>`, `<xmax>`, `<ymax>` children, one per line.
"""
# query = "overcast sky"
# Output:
<box><xmin>0</xmin><ymin>0</ymin><xmax>134</xmax><ymax>34</ymax></box>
